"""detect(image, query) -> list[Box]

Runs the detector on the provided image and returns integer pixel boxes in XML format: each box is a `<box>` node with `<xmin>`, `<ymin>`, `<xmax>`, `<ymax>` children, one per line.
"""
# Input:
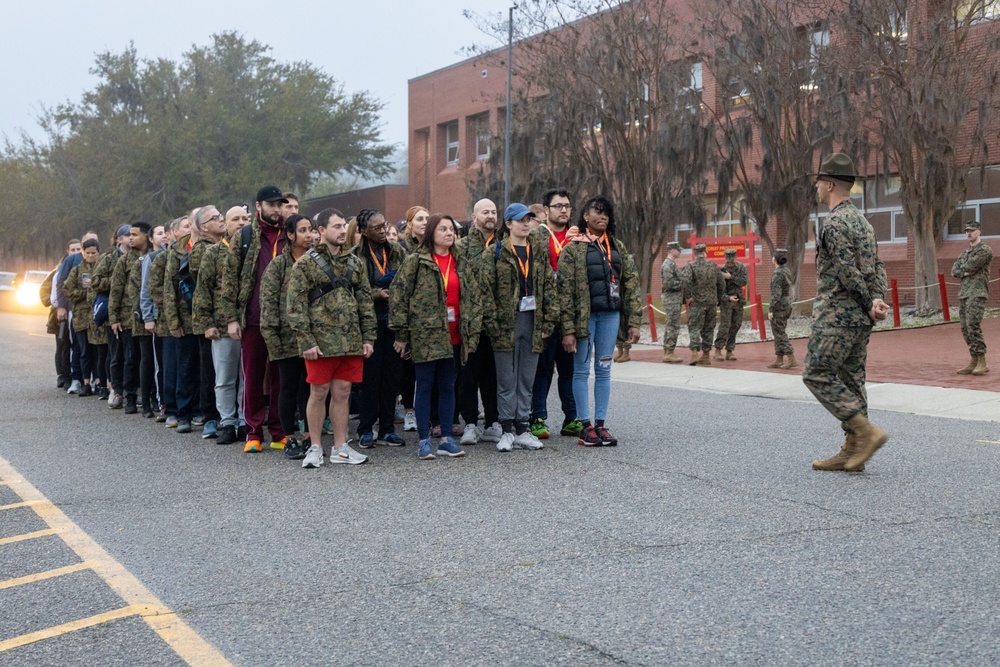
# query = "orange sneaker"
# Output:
<box><xmin>243</xmin><ymin>439</ymin><xmax>263</xmax><ymax>453</ymax></box>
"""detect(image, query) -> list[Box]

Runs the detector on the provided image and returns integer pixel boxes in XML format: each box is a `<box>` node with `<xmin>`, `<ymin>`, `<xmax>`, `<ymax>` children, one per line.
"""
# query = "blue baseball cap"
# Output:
<box><xmin>116</xmin><ymin>224</ymin><xmax>131</xmax><ymax>237</ymax></box>
<box><xmin>504</xmin><ymin>203</ymin><xmax>533</xmax><ymax>222</ymax></box>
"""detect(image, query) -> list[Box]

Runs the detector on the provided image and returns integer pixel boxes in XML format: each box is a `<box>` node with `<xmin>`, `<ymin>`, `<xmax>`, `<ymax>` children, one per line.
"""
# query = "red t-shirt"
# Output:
<box><xmin>548</xmin><ymin>227</ymin><xmax>570</xmax><ymax>273</ymax></box>
<box><xmin>434</xmin><ymin>252</ymin><xmax>461</xmax><ymax>345</ymax></box>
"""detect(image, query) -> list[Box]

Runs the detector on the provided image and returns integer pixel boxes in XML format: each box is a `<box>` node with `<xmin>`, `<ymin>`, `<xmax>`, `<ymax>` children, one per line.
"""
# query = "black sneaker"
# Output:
<box><xmin>97</xmin><ymin>385</ymin><xmax>110</xmax><ymax>400</ymax></box>
<box><xmin>578</xmin><ymin>425</ymin><xmax>601</xmax><ymax>447</ymax></box>
<box><xmin>123</xmin><ymin>398</ymin><xmax>138</xmax><ymax>415</ymax></box>
<box><xmin>176</xmin><ymin>419</ymin><xmax>192</xmax><ymax>434</ymax></box>
<box><xmin>142</xmin><ymin>406</ymin><xmax>155</xmax><ymax>419</ymax></box>
<box><xmin>216</xmin><ymin>425</ymin><xmax>237</xmax><ymax>445</ymax></box>
<box><xmin>78</xmin><ymin>384</ymin><xmax>93</xmax><ymax>397</ymax></box>
<box><xmin>595</xmin><ymin>426</ymin><xmax>618</xmax><ymax>447</ymax></box>
<box><xmin>284</xmin><ymin>436</ymin><xmax>307</xmax><ymax>460</ymax></box>
<box><xmin>236</xmin><ymin>425</ymin><xmax>247</xmax><ymax>441</ymax></box>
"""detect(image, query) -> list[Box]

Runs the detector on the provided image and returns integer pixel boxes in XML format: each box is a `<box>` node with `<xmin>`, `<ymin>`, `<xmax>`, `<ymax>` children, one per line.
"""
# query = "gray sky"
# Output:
<box><xmin>1</xmin><ymin>1</ymin><xmax>515</xmax><ymax>150</ymax></box>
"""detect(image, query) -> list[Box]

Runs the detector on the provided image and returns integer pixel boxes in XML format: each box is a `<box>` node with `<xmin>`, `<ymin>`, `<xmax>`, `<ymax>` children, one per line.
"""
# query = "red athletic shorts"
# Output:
<box><xmin>304</xmin><ymin>355</ymin><xmax>364</xmax><ymax>385</ymax></box>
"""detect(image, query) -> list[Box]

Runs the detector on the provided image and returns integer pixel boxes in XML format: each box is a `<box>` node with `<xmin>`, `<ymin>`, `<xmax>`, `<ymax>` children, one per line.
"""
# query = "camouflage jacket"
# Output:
<box><xmin>350</xmin><ymin>239</ymin><xmax>408</xmax><ymax>322</ymax></box>
<box><xmin>285</xmin><ymin>244</ymin><xmax>377</xmax><ymax>358</ymax></box>
<box><xmin>814</xmin><ymin>200</ymin><xmax>887</xmax><ymax>328</ymax></box>
<box><xmin>660</xmin><ymin>257</ymin><xmax>682</xmax><ymax>296</ymax></box>
<box><xmin>400</xmin><ymin>236</ymin><xmax>420</xmax><ymax>255</ymax></box>
<box><xmin>721</xmin><ymin>260</ymin><xmax>748</xmax><ymax>303</ymax></box>
<box><xmin>681</xmin><ymin>257</ymin><xmax>725</xmax><ymax>308</ymax></box>
<box><xmin>90</xmin><ymin>247</ymin><xmax>122</xmax><ymax>297</ymax></box>
<box><xmin>259</xmin><ymin>247</ymin><xmax>300</xmax><ymax>361</ymax></box>
<box><xmin>389</xmin><ymin>249</ymin><xmax>483</xmax><ymax>364</ymax></box>
<box><xmin>163</xmin><ymin>235</ymin><xmax>195</xmax><ymax>335</ymax></box>
<box><xmin>483</xmin><ymin>238</ymin><xmax>558</xmax><ymax>353</ymax></box>
<box><xmin>64</xmin><ymin>260</ymin><xmax>98</xmax><ymax>332</ymax></box>
<box><xmin>40</xmin><ymin>269</ymin><xmax>58</xmax><ymax>334</ymax></box>
<box><xmin>109</xmin><ymin>248</ymin><xmax>145</xmax><ymax>331</ymax></box>
<box><xmin>770</xmin><ymin>266</ymin><xmax>793</xmax><ymax>313</ymax></box>
<box><xmin>192</xmin><ymin>240</ymin><xmax>231</xmax><ymax>337</ymax></box>
<box><xmin>557</xmin><ymin>234</ymin><xmax>642</xmax><ymax>342</ymax></box>
<box><xmin>188</xmin><ymin>238</ymin><xmax>213</xmax><ymax>284</ymax></box>
<box><xmin>454</xmin><ymin>224</ymin><xmax>499</xmax><ymax>293</ymax></box>
<box><xmin>148</xmin><ymin>250</ymin><xmax>170</xmax><ymax>337</ymax></box>
<box><xmin>219</xmin><ymin>218</ymin><xmax>286</xmax><ymax>328</ymax></box>
<box><xmin>952</xmin><ymin>242</ymin><xmax>993</xmax><ymax>300</ymax></box>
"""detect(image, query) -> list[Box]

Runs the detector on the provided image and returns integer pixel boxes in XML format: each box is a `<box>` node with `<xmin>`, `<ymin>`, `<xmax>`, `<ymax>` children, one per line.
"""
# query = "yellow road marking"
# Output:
<box><xmin>0</xmin><ymin>500</ymin><xmax>44</xmax><ymax>511</ymax></box>
<box><xmin>0</xmin><ymin>561</ymin><xmax>93</xmax><ymax>590</ymax></box>
<box><xmin>976</xmin><ymin>439</ymin><xmax>1000</xmax><ymax>444</ymax></box>
<box><xmin>0</xmin><ymin>455</ymin><xmax>233</xmax><ymax>666</ymax></box>
<box><xmin>0</xmin><ymin>528</ymin><xmax>60</xmax><ymax>545</ymax></box>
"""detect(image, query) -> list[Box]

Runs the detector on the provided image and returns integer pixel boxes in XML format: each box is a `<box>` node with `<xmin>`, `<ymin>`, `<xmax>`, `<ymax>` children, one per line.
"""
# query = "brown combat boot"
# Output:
<box><xmin>781</xmin><ymin>354</ymin><xmax>798</xmax><ymax>369</ymax></box>
<box><xmin>812</xmin><ymin>430</ymin><xmax>863</xmax><ymax>472</ymax></box>
<box><xmin>662</xmin><ymin>348</ymin><xmax>682</xmax><ymax>364</ymax></box>
<box><xmin>767</xmin><ymin>355</ymin><xmax>784</xmax><ymax>369</ymax></box>
<box><xmin>616</xmin><ymin>344</ymin><xmax>631</xmax><ymax>363</ymax></box>
<box><xmin>613</xmin><ymin>343</ymin><xmax>623</xmax><ymax>361</ymax></box>
<box><xmin>971</xmin><ymin>355</ymin><xmax>989</xmax><ymax>376</ymax></box>
<box><xmin>725</xmin><ymin>350</ymin><xmax>737</xmax><ymax>361</ymax></box>
<box><xmin>689</xmin><ymin>351</ymin><xmax>702</xmax><ymax>366</ymax></box>
<box><xmin>957</xmin><ymin>355</ymin><xmax>977</xmax><ymax>375</ymax></box>
<box><xmin>844</xmin><ymin>413</ymin><xmax>889</xmax><ymax>472</ymax></box>
<box><xmin>697</xmin><ymin>350</ymin><xmax>712</xmax><ymax>366</ymax></box>
<box><xmin>714</xmin><ymin>347</ymin><xmax>725</xmax><ymax>361</ymax></box>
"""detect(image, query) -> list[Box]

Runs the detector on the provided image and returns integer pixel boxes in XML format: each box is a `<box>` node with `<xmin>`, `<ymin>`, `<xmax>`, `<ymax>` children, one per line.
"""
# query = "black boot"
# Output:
<box><xmin>123</xmin><ymin>396</ymin><xmax>138</xmax><ymax>414</ymax></box>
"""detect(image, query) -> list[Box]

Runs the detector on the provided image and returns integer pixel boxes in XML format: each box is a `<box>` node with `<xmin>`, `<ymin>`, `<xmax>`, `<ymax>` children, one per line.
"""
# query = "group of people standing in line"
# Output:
<box><xmin>43</xmin><ymin>186</ymin><xmax>642</xmax><ymax>468</ymax></box>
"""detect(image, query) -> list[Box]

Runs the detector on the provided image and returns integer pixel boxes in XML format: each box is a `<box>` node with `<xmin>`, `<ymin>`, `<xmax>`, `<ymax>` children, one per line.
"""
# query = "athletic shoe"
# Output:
<box><xmin>394</xmin><ymin>404</ymin><xmax>405</xmax><ymax>423</ymax></box>
<box><xmin>191</xmin><ymin>415</ymin><xmax>205</xmax><ymax>427</ymax></box>
<box><xmin>108</xmin><ymin>392</ymin><xmax>122</xmax><ymax>409</ymax></box>
<box><xmin>270</xmin><ymin>438</ymin><xmax>286</xmax><ymax>450</ymax></box>
<box><xmin>560</xmin><ymin>419</ymin><xmax>583</xmax><ymax>437</ymax></box>
<box><xmin>578</xmin><ymin>426</ymin><xmax>601</xmax><ymax>447</ymax></box>
<box><xmin>142</xmin><ymin>407</ymin><xmax>155</xmax><ymax>419</ymax></box>
<box><xmin>514</xmin><ymin>432</ymin><xmax>544</xmax><ymax>450</ymax></box>
<box><xmin>216</xmin><ymin>425</ymin><xmax>237</xmax><ymax>445</ymax></box>
<box><xmin>479</xmin><ymin>422</ymin><xmax>502</xmax><ymax>443</ymax></box>
<box><xmin>496</xmin><ymin>432</ymin><xmax>515</xmax><ymax>452</ymax></box>
<box><xmin>243</xmin><ymin>439</ymin><xmax>263</xmax><ymax>453</ymax></box>
<box><xmin>302</xmin><ymin>443</ymin><xmax>324</xmax><ymax>468</ymax></box>
<box><xmin>237</xmin><ymin>425</ymin><xmax>247</xmax><ymax>440</ymax></box>
<box><xmin>417</xmin><ymin>439</ymin><xmax>436</xmax><ymax>460</ymax></box>
<box><xmin>379</xmin><ymin>432</ymin><xmax>405</xmax><ymax>447</ymax></box>
<box><xmin>67</xmin><ymin>379</ymin><xmax>81</xmax><ymax>394</ymax></box>
<box><xmin>451</xmin><ymin>424</ymin><xmax>463</xmax><ymax>436</ymax></box>
<box><xmin>530</xmin><ymin>418</ymin><xmax>550</xmax><ymax>439</ymax></box>
<box><xmin>123</xmin><ymin>398</ymin><xmax>138</xmax><ymax>414</ymax></box>
<box><xmin>431</xmin><ymin>426</ymin><xmax>442</xmax><ymax>438</ymax></box>
<box><xmin>437</xmin><ymin>437</ymin><xmax>465</xmax><ymax>458</ymax></box>
<box><xmin>165</xmin><ymin>416</ymin><xmax>178</xmax><ymax>428</ymax></box>
<box><xmin>322</xmin><ymin>418</ymin><xmax>334</xmax><ymax>435</ymax></box>
<box><xmin>330</xmin><ymin>442</ymin><xmax>369</xmax><ymax>465</ymax></box>
<box><xmin>202</xmin><ymin>420</ymin><xmax>218</xmax><ymax>439</ymax></box>
<box><xmin>357</xmin><ymin>432</ymin><xmax>376</xmax><ymax>449</ymax></box>
<box><xmin>176</xmin><ymin>419</ymin><xmax>192</xmax><ymax>434</ymax></box>
<box><xmin>97</xmin><ymin>386</ymin><xmax>111</xmax><ymax>400</ymax></box>
<box><xmin>57</xmin><ymin>376</ymin><xmax>66</xmax><ymax>389</ymax></box>
<box><xmin>155</xmin><ymin>407</ymin><xmax>166</xmax><ymax>423</ymax></box>
<box><xmin>78</xmin><ymin>384</ymin><xmax>93</xmax><ymax>397</ymax></box>
<box><xmin>284</xmin><ymin>436</ymin><xmax>308</xmax><ymax>460</ymax></box>
<box><xmin>297</xmin><ymin>419</ymin><xmax>306</xmax><ymax>434</ymax></box>
<box><xmin>403</xmin><ymin>410</ymin><xmax>417</xmax><ymax>432</ymax></box>
<box><xmin>460</xmin><ymin>424</ymin><xmax>481</xmax><ymax>446</ymax></box>
<box><xmin>596</xmin><ymin>426</ymin><xmax>618</xmax><ymax>447</ymax></box>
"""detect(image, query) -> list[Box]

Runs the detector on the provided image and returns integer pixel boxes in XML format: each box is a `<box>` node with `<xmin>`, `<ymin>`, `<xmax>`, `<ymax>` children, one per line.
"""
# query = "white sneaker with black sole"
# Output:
<box><xmin>479</xmin><ymin>422</ymin><xmax>502</xmax><ymax>444</ymax></box>
<box><xmin>460</xmin><ymin>423</ymin><xmax>481</xmax><ymax>446</ymax></box>
<box><xmin>513</xmin><ymin>432</ymin><xmax>544</xmax><ymax>450</ymax></box>
<box><xmin>302</xmin><ymin>444</ymin><xmax>324</xmax><ymax>468</ymax></box>
<box><xmin>403</xmin><ymin>410</ymin><xmax>417</xmax><ymax>432</ymax></box>
<box><xmin>496</xmin><ymin>432</ymin><xmax>515</xmax><ymax>452</ymax></box>
<box><xmin>330</xmin><ymin>442</ymin><xmax>369</xmax><ymax>465</ymax></box>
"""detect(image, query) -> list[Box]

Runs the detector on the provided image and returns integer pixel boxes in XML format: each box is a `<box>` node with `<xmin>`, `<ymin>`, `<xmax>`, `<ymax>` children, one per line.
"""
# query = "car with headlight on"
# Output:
<box><xmin>17</xmin><ymin>270</ymin><xmax>53</xmax><ymax>312</ymax></box>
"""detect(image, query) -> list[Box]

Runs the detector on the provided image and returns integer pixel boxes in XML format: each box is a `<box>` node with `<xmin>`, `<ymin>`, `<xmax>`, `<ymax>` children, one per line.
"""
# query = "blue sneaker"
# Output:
<box><xmin>379</xmin><ymin>432</ymin><xmax>405</xmax><ymax>447</ymax></box>
<box><xmin>201</xmin><ymin>420</ymin><xmax>218</xmax><ymax>439</ymax></box>
<box><xmin>437</xmin><ymin>437</ymin><xmax>465</xmax><ymax>458</ymax></box>
<box><xmin>358</xmin><ymin>432</ymin><xmax>376</xmax><ymax>449</ymax></box>
<box><xmin>417</xmin><ymin>439</ymin><xmax>436</xmax><ymax>460</ymax></box>
<box><xmin>322</xmin><ymin>417</ymin><xmax>334</xmax><ymax>435</ymax></box>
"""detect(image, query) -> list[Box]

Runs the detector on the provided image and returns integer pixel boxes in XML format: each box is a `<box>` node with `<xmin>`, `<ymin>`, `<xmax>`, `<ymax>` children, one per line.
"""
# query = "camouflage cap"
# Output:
<box><xmin>694</xmin><ymin>243</ymin><xmax>707</xmax><ymax>252</ymax></box>
<box><xmin>773</xmin><ymin>247</ymin><xmax>788</xmax><ymax>259</ymax></box>
<box><xmin>964</xmin><ymin>220</ymin><xmax>981</xmax><ymax>231</ymax></box>
<box><xmin>724</xmin><ymin>248</ymin><xmax>737</xmax><ymax>257</ymax></box>
<box><xmin>666</xmin><ymin>241</ymin><xmax>681</xmax><ymax>252</ymax></box>
<box><xmin>815</xmin><ymin>153</ymin><xmax>857</xmax><ymax>183</ymax></box>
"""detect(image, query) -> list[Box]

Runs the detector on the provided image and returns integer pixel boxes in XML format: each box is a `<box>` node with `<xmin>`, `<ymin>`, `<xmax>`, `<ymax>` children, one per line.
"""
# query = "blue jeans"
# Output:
<box><xmin>572</xmin><ymin>311</ymin><xmax>620</xmax><ymax>423</ymax></box>
<box><xmin>531</xmin><ymin>328</ymin><xmax>577</xmax><ymax>424</ymax></box>
<box><xmin>414</xmin><ymin>346</ymin><xmax>459</xmax><ymax>440</ymax></box>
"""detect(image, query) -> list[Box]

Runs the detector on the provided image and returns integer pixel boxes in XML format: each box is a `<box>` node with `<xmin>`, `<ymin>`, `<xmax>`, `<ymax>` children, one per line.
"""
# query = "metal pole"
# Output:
<box><xmin>505</xmin><ymin>4</ymin><xmax>516</xmax><ymax>209</ymax></box>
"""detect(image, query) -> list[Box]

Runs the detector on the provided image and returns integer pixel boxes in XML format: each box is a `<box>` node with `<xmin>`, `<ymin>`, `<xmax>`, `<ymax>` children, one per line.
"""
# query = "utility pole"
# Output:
<box><xmin>505</xmin><ymin>3</ymin><xmax>517</xmax><ymax>209</ymax></box>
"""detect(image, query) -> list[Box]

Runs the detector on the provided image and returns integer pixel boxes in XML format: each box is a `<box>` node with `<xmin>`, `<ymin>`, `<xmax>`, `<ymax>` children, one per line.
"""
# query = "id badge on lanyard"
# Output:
<box><xmin>609</xmin><ymin>280</ymin><xmax>620</xmax><ymax>298</ymax></box>
<box><xmin>447</xmin><ymin>307</ymin><xmax>457</xmax><ymax>322</ymax></box>
<box><xmin>519</xmin><ymin>295</ymin><xmax>537</xmax><ymax>312</ymax></box>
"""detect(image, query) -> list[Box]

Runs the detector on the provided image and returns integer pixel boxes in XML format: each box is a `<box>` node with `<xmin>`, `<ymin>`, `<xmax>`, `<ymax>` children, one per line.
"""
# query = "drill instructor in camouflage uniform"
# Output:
<box><xmin>681</xmin><ymin>243</ymin><xmax>725</xmax><ymax>366</ymax></box>
<box><xmin>805</xmin><ymin>153</ymin><xmax>890</xmax><ymax>473</ymax></box>
<box><xmin>714</xmin><ymin>247</ymin><xmax>748</xmax><ymax>361</ymax></box>
<box><xmin>660</xmin><ymin>242</ymin><xmax>684</xmax><ymax>363</ymax></box>
<box><xmin>951</xmin><ymin>220</ymin><xmax>993</xmax><ymax>376</ymax></box>
<box><xmin>767</xmin><ymin>249</ymin><xmax>795</xmax><ymax>369</ymax></box>
<box><xmin>286</xmin><ymin>208</ymin><xmax>376</xmax><ymax>468</ymax></box>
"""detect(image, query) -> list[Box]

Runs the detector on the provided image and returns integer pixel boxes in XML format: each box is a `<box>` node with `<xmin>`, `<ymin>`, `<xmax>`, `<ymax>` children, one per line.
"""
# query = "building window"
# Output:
<box><xmin>955</xmin><ymin>0</ymin><xmax>999</xmax><ymax>24</ymax></box>
<box><xmin>469</xmin><ymin>114</ymin><xmax>490</xmax><ymax>161</ymax></box>
<box><xmin>445</xmin><ymin>121</ymin><xmax>459</xmax><ymax>166</ymax></box>
<box><xmin>690</xmin><ymin>62</ymin><xmax>703</xmax><ymax>93</ymax></box>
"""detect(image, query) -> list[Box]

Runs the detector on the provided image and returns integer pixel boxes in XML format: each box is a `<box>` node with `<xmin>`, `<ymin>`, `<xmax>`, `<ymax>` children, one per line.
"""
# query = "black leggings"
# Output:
<box><xmin>91</xmin><ymin>342</ymin><xmax>108</xmax><ymax>386</ymax></box>
<box><xmin>276</xmin><ymin>357</ymin><xmax>309</xmax><ymax>437</ymax></box>
<box><xmin>138</xmin><ymin>335</ymin><xmax>156</xmax><ymax>410</ymax></box>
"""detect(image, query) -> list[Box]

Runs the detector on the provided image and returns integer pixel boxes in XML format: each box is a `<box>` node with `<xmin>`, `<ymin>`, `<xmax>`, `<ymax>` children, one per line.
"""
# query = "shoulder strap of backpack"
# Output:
<box><xmin>239</xmin><ymin>224</ymin><xmax>253</xmax><ymax>265</ymax></box>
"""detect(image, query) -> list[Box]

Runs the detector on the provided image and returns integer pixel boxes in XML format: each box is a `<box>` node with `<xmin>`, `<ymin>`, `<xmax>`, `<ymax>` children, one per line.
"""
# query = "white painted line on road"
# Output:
<box><xmin>976</xmin><ymin>439</ymin><xmax>1000</xmax><ymax>445</ymax></box>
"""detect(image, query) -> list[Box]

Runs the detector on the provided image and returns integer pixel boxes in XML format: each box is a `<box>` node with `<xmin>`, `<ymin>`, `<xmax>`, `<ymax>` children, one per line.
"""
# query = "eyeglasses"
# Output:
<box><xmin>205</xmin><ymin>213</ymin><xmax>223</xmax><ymax>223</ymax></box>
<box><xmin>367</xmin><ymin>223</ymin><xmax>388</xmax><ymax>232</ymax></box>
<box><xmin>548</xmin><ymin>203</ymin><xmax>571</xmax><ymax>210</ymax></box>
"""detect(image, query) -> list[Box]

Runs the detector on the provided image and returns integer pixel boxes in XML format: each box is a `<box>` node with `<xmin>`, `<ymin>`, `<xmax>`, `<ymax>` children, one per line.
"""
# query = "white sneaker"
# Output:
<box><xmin>496</xmin><ymin>432</ymin><xmax>515</xmax><ymax>452</ymax></box>
<box><xmin>479</xmin><ymin>422</ymin><xmax>502</xmax><ymax>443</ymax></box>
<box><xmin>108</xmin><ymin>392</ymin><xmax>122</xmax><ymax>408</ymax></box>
<box><xmin>330</xmin><ymin>442</ymin><xmax>369</xmax><ymax>465</ymax></box>
<box><xmin>513</xmin><ymin>432</ymin><xmax>544</xmax><ymax>450</ymax></box>
<box><xmin>67</xmin><ymin>380</ymin><xmax>81</xmax><ymax>394</ymax></box>
<box><xmin>403</xmin><ymin>410</ymin><xmax>417</xmax><ymax>432</ymax></box>
<box><xmin>302</xmin><ymin>444</ymin><xmax>324</xmax><ymax>468</ymax></box>
<box><xmin>460</xmin><ymin>423</ymin><xmax>481</xmax><ymax>446</ymax></box>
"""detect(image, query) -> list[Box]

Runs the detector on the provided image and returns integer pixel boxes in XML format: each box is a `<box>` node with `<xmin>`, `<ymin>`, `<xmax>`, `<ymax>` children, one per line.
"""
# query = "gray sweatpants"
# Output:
<box><xmin>212</xmin><ymin>337</ymin><xmax>245</xmax><ymax>427</ymax></box>
<box><xmin>494</xmin><ymin>311</ymin><xmax>538</xmax><ymax>425</ymax></box>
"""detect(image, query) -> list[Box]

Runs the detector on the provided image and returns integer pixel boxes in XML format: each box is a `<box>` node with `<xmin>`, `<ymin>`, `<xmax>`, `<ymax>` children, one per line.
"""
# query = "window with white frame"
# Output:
<box><xmin>445</xmin><ymin>121</ymin><xmax>459</xmax><ymax>165</ymax></box>
<box><xmin>470</xmin><ymin>114</ymin><xmax>490</xmax><ymax>161</ymax></box>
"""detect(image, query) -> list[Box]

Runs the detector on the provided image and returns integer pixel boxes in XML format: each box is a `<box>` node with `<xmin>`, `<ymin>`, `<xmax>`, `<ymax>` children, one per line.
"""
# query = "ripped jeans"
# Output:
<box><xmin>572</xmin><ymin>310</ymin><xmax>620</xmax><ymax>423</ymax></box>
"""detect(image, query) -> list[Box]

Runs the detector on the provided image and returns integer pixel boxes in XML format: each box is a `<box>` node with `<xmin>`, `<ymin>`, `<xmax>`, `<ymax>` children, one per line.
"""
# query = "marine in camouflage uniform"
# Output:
<box><xmin>768</xmin><ymin>249</ymin><xmax>795</xmax><ymax>368</ymax></box>
<box><xmin>65</xmin><ymin>251</ymin><xmax>99</xmax><ymax>390</ymax></box>
<box><xmin>681</xmin><ymin>244</ymin><xmax>724</xmax><ymax>365</ymax></box>
<box><xmin>659</xmin><ymin>242</ymin><xmax>684</xmax><ymax>363</ymax></box>
<box><xmin>951</xmin><ymin>220</ymin><xmax>993</xmax><ymax>375</ymax></box>
<box><xmin>91</xmin><ymin>242</ymin><xmax>127</xmax><ymax>400</ymax></box>
<box><xmin>714</xmin><ymin>248</ymin><xmax>748</xmax><ymax>359</ymax></box>
<box><xmin>109</xmin><ymin>243</ymin><xmax>149</xmax><ymax>410</ymax></box>
<box><xmin>805</xmin><ymin>153</ymin><xmax>889</xmax><ymax>473</ymax></box>
<box><xmin>162</xmin><ymin>234</ymin><xmax>200</xmax><ymax>426</ymax></box>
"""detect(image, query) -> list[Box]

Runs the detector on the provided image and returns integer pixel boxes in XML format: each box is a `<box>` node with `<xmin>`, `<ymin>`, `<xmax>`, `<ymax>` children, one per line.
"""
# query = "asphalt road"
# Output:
<box><xmin>2</xmin><ymin>311</ymin><xmax>999</xmax><ymax>666</ymax></box>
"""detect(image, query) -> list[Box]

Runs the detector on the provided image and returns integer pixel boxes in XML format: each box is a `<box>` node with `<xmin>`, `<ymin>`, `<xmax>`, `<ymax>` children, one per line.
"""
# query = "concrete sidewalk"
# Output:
<box><xmin>615</xmin><ymin>347</ymin><xmax>1000</xmax><ymax>423</ymax></box>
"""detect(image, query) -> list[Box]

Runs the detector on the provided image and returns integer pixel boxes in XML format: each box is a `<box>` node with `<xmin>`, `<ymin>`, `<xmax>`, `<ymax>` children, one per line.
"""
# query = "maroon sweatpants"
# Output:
<box><xmin>240</xmin><ymin>325</ymin><xmax>284</xmax><ymax>443</ymax></box>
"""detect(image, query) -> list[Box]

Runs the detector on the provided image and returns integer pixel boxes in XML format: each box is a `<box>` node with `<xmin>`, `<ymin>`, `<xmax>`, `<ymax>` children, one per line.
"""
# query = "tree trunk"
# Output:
<box><xmin>911</xmin><ymin>220</ymin><xmax>942</xmax><ymax>315</ymax></box>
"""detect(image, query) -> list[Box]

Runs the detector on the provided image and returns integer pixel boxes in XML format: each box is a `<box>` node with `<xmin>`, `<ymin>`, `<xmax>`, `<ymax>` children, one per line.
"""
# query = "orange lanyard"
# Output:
<box><xmin>222</xmin><ymin>238</ymin><xmax>230</xmax><ymax>248</ymax></box>
<box><xmin>272</xmin><ymin>239</ymin><xmax>278</xmax><ymax>259</ymax></box>
<box><xmin>437</xmin><ymin>253</ymin><xmax>454</xmax><ymax>291</ymax></box>
<box><xmin>484</xmin><ymin>233</ymin><xmax>495</xmax><ymax>249</ymax></box>
<box><xmin>544</xmin><ymin>225</ymin><xmax>564</xmax><ymax>255</ymax></box>
<box><xmin>510</xmin><ymin>238</ymin><xmax>531</xmax><ymax>282</ymax></box>
<box><xmin>595</xmin><ymin>233</ymin><xmax>616</xmax><ymax>283</ymax></box>
<box><xmin>186</xmin><ymin>240</ymin><xmax>192</xmax><ymax>252</ymax></box>
<box><xmin>370</xmin><ymin>245</ymin><xmax>388</xmax><ymax>275</ymax></box>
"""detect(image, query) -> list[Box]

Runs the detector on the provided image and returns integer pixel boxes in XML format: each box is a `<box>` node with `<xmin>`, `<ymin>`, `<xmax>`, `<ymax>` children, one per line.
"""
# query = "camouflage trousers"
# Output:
<box><xmin>770</xmin><ymin>309</ymin><xmax>793</xmax><ymax>356</ymax></box>
<box><xmin>688</xmin><ymin>304</ymin><xmax>717</xmax><ymax>352</ymax></box>
<box><xmin>803</xmin><ymin>324</ymin><xmax>871</xmax><ymax>425</ymax></box>
<box><xmin>660</xmin><ymin>292</ymin><xmax>683</xmax><ymax>350</ymax></box>
<box><xmin>960</xmin><ymin>297</ymin><xmax>987</xmax><ymax>356</ymax></box>
<box><xmin>714</xmin><ymin>298</ymin><xmax>743</xmax><ymax>351</ymax></box>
